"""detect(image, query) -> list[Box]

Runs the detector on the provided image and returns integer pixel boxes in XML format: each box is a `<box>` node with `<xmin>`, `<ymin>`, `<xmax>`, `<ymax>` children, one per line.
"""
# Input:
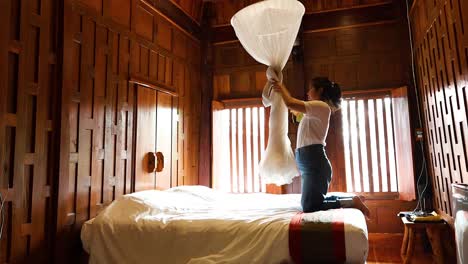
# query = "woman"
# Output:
<box><xmin>272</xmin><ymin>77</ymin><xmax>370</xmax><ymax>217</ymax></box>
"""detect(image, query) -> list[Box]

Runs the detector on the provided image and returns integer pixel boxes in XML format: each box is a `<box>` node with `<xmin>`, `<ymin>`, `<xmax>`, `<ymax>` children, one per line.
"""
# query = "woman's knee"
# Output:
<box><xmin>302</xmin><ymin>203</ymin><xmax>321</xmax><ymax>213</ymax></box>
<box><xmin>301</xmin><ymin>192</ymin><xmax>325</xmax><ymax>213</ymax></box>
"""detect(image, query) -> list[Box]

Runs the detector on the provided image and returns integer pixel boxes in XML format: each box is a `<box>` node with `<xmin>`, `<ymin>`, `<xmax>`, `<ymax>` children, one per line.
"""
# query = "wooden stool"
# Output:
<box><xmin>400</xmin><ymin>216</ymin><xmax>446</xmax><ymax>264</ymax></box>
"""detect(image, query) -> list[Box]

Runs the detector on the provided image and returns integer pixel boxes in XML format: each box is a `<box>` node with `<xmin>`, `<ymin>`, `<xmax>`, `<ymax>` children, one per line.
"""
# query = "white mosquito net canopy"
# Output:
<box><xmin>231</xmin><ymin>0</ymin><xmax>304</xmax><ymax>186</ymax></box>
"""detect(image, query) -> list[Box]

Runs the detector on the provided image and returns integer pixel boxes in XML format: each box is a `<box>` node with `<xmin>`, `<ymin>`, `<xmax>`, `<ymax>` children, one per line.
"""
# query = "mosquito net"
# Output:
<box><xmin>231</xmin><ymin>0</ymin><xmax>304</xmax><ymax>185</ymax></box>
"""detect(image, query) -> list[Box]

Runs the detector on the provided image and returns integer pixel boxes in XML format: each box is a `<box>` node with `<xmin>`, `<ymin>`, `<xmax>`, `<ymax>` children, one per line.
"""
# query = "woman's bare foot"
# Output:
<box><xmin>352</xmin><ymin>196</ymin><xmax>370</xmax><ymax>219</ymax></box>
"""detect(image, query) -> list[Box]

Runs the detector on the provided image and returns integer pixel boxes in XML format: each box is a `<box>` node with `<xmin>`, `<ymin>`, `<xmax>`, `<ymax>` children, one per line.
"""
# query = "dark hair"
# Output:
<box><xmin>310</xmin><ymin>77</ymin><xmax>342</xmax><ymax>111</ymax></box>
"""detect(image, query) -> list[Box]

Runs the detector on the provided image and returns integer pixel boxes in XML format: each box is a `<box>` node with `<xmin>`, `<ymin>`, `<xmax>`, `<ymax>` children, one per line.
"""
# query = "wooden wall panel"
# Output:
<box><xmin>58</xmin><ymin>4</ymin><xmax>137</xmax><ymax>259</ymax></box>
<box><xmin>411</xmin><ymin>0</ymin><xmax>468</xmax><ymax>217</ymax></box>
<box><xmin>303</xmin><ymin>22</ymin><xmax>409</xmax><ymax>91</ymax></box>
<box><xmin>0</xmin><ymin>0</ymin><xmax>59</xmax><ymax>262</ymax></box>
<box><xmin>213</xmin><ymin>43</ymin><xmax>269</xmax><ymax>100</ymax></box>
<box><xmin>135</xmin><ymin>5</ymin><xmax>155</xmax><ymax>41</ymax></box>
<box><xmin>56</xmin><ymin>0</ymin><xmax>202</xmax><ymax>261</ymax></box>
<box><xmin>0</xmin><ymin>0</ymin><xmax>201</xmax><ymax>262</ymax></box>
<box><xmin>109</xmin><ymin>0</ymin><xmax>131</xmax><ymax>28</ymax></box>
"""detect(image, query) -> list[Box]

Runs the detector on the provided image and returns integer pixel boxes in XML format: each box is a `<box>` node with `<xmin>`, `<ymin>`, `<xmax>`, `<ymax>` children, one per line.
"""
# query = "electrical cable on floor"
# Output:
<box><xmin>404</xmin><ymin>0</ymin><xmax>429</xmax><ymax>213</ymax></box>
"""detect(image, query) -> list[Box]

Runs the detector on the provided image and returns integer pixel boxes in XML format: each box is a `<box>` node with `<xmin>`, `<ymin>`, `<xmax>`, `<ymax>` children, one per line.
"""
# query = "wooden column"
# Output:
<box><xmin>198</xmin><ymin>2</ymin><xmax>214</xmax><ymax>187</ymax></box>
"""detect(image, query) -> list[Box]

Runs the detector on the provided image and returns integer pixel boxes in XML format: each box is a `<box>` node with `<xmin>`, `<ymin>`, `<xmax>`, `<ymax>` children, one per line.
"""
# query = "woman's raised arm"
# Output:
<box><xmin>271</xmin><ymin>83</ymin><xmax>306</xmax><ymax>113</ymax></box>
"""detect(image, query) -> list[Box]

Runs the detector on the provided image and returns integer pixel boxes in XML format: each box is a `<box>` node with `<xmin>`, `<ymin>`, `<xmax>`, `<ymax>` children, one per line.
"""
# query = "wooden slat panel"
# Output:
<box><xmin>412</xmin><ymin>0</ymin><xmax>468</xmax><ymax>216</ymax></box>
<box><xmin>9</xmin><ymin>0</ymin><xmax>34</xmax><ymax>261</ymax></box>
<box><xmin>242</xmin><ymin>108</ymin><xmax>247</xmax><ymax>192</ymax></box>
<box><xmin>115</xmin><ymin>35</ymin><xmax>130</xmax><ymax>197</ymax></box>
<box><xmin>75</xmin><ymin>17</ymin><xmax>95</xmax><ymax>234</ymax></box>
<box><xmin>364</xmin><ymin>100</ymin><xmax>374</xmax><ymax>193</ymax></box>
<box><xmin>356</xmin><ymin>101</ymin><xmax>365</xmax><ymax>192</ymax></box>
<box><xmin>235</xmin><ymin>109</ymin><xmax>241</xmax><ymax>191</ymax></box>
<box><xmin>0</xmin><ymin>0</ymin><xmax>61</xmax><ymax>261</ymax></box>
<box><xmin>250</xmin><ymin>108</ymin><xmax>255</xmax><ymax>192</ymax></box>
<box><xmin>374</xmin><ymin>99</ymin><xmax>383</xmax><ymax>192</ymax></box>
<box><xmin>381</xmin><ymin>98</ymin><xmax>390</xmax><ymax>192</ymax></box>
<box><xmin>29</xmin><ymin>0</ymin><xmax>54</xmax><ymax>259</ymax></box>
<box><xmin>347</xmin><ymin>101</ymin><xmax>356</xmax><ymax>192</ymax></box>
<box><xmin>89</xmin><ymin>24</ymin><xmax>106</xmax><ymax>218</ymax></box>
<box><xmin>123</xmin><ymin>39</ymin><xmax>134</xmax><ymax>195</ymax></box>
<box><xmin>229</xmin><ymin>109</ymin><xmax>234</xmax><ymax>192</ymax></box>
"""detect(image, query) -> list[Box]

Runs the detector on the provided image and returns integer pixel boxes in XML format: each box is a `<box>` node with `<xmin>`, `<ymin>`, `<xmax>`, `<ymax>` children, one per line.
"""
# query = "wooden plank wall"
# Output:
<box><xmin>411</xmin><ymin>0</ymin><xmax>468</xmax><ymax>217</ymax></box>
<box><xmin>56</xmin><ymin>0</ymin><xmax>202</xmax><ymax>261</ymax></box>
<box><xmin>303</xmin><ymin>22</ymin><xmax>410</xmax><ymax>92</ymax></box>
<box><xmin>0</xmin><ymin>0</ymin><xmax>59</xmax><ymax>262</ymax></box>
<box><xmin>0</xmin><ymin>0</ymin><xmax>201</xmax><ymax>262</ymax></box>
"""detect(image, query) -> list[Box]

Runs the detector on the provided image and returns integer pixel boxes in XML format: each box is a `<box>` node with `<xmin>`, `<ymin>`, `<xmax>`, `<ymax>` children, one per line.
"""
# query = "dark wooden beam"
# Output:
<box><xmin>302</xmin><ymin>1</ymin><xmax>398</xmax><ymax>32</ymax></box>
<box><xmin>212</xmin><ymin>1</ymin><xmax>400</xmax><ymax>44</ymax></box>
<box><xmin>145</xmin><ymin>0</ymin><xmax>201</xmax><ymax>39</ymax></box>
<box><xmin>198</xmin><ymin>2</ymin><xmax>215</xmax><ymax>187</ymax></box>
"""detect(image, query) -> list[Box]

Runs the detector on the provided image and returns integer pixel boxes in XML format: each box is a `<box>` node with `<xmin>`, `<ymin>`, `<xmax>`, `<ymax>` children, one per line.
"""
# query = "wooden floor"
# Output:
<box><xmin>367</xmin><ymin>233</ymin><xmax>433</xmax><ymax>264</ymax></box>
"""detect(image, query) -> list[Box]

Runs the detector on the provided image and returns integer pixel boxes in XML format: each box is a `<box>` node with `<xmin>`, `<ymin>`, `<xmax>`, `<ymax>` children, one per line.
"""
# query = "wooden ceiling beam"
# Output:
<box><xmin>145</xmin><ymin>0</ymin><xmax>202</xmax><ymax>39</ymax></box>
<box><xmin>302</xmin><ymin>1</ymin><xmax>398</xmax><ymax>33</ymax></box>
<box><xmin>211</xmin><ymin>1</ymin><xmax>400</xmax><ymax>44</ymax></box>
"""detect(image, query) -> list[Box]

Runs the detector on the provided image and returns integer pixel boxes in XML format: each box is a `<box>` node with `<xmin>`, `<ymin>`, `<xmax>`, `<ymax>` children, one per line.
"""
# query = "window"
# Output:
<box><xmin>339</xmin><ymin>88</ymin><xmax>415</xmax><ymax>200</ymax></box>
<box><xmin>212</xmin><ymin>99</ymin><xmax>268</xmax><ymax>193</ymax></box>
<box><xmin>342</xmin><ymin>91</ymin><xmax>398</xmax><ymax>194</ymax></box>
<box><xmin>212</xmin><ymin>87</ymin><xmax>415</xmax><ymax>200</ymax></box>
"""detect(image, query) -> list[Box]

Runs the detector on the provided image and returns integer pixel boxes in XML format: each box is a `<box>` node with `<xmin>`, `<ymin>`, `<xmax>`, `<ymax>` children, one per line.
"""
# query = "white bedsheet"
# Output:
<box><xmin>81</xmin><ymin>186</ymin><xmax>368</xmax><ymax>264</ymax></box>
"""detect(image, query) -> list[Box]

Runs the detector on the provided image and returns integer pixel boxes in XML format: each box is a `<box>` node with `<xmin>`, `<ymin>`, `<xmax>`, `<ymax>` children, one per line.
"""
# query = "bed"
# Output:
<box><xmin>81</xmin><ymin>186</ymin><xmax>368</xmax><ymax>264</ymax></box>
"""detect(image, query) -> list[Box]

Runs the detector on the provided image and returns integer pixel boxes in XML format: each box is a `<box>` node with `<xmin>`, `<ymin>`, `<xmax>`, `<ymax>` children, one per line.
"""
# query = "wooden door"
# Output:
<box><xmin>135</xmin><ymin>85</ymin><xmax>176</xmax><ymax>191</ymax></box>
<box><xmin>135</xmin><ymin>86</ymin><xmax>157</xmax><ymax>191</ymax></box>
<box><xmin>155</xmin><ymin>92</ymin><xmax>173</xmax><ymax>190</ymax></box>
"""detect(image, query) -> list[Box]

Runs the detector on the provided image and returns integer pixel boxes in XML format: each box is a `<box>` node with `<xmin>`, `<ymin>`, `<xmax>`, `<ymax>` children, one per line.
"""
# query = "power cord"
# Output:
<box><xmin>404</xmin><ymin>0</ymin><xmax>429</xmax><ymax>213</ymax></box>
<box><xmin>0</xmin><ymin>191</ymin><xmax>6</xmax><ymax>241</ymax></box>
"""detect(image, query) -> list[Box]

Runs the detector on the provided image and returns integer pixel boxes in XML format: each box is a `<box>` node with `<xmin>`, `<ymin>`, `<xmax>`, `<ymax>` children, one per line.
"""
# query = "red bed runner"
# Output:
<box><xmin>289</xmin><ymin>210</ymin><xmax>346</xmax><ymax>263</ymax></box>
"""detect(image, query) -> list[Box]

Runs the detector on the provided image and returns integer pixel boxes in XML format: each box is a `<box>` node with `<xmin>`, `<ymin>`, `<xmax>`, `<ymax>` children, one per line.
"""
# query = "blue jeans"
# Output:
<box><xmin>295</xmin><ymin>144</ymin><xmax>353</xmax><ymax>212</ymax></box>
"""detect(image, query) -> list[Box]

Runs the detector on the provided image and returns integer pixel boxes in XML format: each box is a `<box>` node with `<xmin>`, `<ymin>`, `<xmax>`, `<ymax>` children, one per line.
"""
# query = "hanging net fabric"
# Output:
<box><xmin>231</xmin><ymin>0</ymin><xmax>304</xmax><ymax>185</ymax></box>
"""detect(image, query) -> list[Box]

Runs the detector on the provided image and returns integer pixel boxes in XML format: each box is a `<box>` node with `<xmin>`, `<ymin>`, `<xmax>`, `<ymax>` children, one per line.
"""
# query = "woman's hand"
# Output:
<box><xmin>271</xmin><ymin>82</ymin><xmax>287</xmax><ymax>97</ymax></box>
<box><xmin>269</xmin><ymin>82</ymin><xmax>307</xmax><ymax>114</ymax></box>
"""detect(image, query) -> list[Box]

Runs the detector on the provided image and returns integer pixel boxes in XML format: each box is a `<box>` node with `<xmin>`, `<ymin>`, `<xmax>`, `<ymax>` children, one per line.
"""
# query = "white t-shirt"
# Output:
<box><xmin>296</xmin><ymin>100</ymin><xmax>331</xmax><ymax>148</ymax></box>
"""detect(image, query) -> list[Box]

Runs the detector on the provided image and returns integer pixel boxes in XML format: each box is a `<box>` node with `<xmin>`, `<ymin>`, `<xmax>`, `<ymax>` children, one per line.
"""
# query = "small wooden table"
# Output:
<box><xmin>400</xmin><ymin>216</ymin><xmax>446</xmax><ymax>264</ymax></box>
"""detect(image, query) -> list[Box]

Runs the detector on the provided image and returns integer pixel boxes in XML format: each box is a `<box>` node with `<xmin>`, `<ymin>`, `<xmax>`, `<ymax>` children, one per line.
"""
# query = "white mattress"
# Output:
<box><xmin>81</xmin><ymin>186</ymin><xmax>368</xmax><ymax>264</ymax></box>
